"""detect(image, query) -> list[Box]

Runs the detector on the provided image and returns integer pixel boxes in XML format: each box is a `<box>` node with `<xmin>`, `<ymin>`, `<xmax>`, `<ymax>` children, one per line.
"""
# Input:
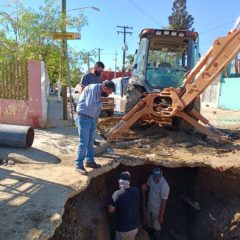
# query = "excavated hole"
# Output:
<box><xmin>50</xmin><ymin>165</ymin><xmax>240</xmax><ymax>240</ymax></box>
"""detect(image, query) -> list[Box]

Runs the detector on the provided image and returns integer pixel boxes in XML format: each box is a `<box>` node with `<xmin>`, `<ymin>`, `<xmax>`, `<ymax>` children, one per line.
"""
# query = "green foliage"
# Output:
<box><xmin>168</xmin><ymin>0</ymin><xmax>194</xmax><ymax>30</ymax></box>
<box><xmin>0</xmin><ymin>0</ymin><xmax>92</xmax><ymax>85</ymax></box>
<box><xmin>126</xmin><ymin>54</ymin><xmax>134</xmax><ymax>71</ymax></box>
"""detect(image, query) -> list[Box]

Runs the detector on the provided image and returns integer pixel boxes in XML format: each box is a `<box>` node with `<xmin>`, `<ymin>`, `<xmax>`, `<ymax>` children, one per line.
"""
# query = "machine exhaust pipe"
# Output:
<box><xmin>0</xmin><ymin>124</ymin><xmax>34</xmax><ymax>148</ymax></box>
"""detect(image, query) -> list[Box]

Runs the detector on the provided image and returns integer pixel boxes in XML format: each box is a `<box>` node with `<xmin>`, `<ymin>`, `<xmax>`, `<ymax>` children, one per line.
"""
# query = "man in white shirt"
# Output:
<box><xmin>142</xmin><ymin>167</ymin><xmax>170</xmax><ymax>239</ymax></box>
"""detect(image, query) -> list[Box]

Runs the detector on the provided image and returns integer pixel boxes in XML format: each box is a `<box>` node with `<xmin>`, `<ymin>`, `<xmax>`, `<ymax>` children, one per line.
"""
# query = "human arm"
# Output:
<box><xmin>141</xmin><ymin>183</ymin><xmax>149</xmax><ymax>192</ymax></box>
<box><xmin>83</xmin><ymin>87</ymin><xmax>99</xmax><ymax>108</ymax></box>
<box><xmin>79</xmin><ymin>84</ymin><xmax>85</xmax><ymax>94</ymax></box>
<box><xmin>107</xmin><ymin>204</ymin><xmax>116</xmax><ymax>213</ymax></box>
<box><xmin>79</xmin><ymin>74</ymin><xmax>89</xmax><ymax>94</ymax></box>
<box><xmin>142</xmin><ymin>175</ymin><xmax>151</xmax><ymax>192</ymax></box>
<box><xmin>107</xmin><ymin>191</ymin><xmax>118</xmax><ymax>214</ymax></box>
<box><xmin>80</xmin><ymin>85</ymin><xmax>102</xmax><ymax>117</ymax></box>
<box><xmin>158</xmin><ymin>179</ymin><xmax>170</xmax><ymax>224</ymax></box>
<box><xmin>158</xmin><ymin>199</ymin><xmax>167</xmax><ymax>224</ymax></box>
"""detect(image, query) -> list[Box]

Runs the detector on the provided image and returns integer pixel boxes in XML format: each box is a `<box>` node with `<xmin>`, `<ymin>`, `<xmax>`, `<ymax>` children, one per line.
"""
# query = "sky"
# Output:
<box><xmin>1</xmin><ymin>0</ymin><xmax>239</xmax><ymax>71</ymax></box>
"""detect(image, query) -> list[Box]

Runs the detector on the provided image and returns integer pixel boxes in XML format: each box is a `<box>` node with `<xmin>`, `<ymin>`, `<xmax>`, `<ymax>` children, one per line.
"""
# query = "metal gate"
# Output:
<box><xmin>0</xmin><ymin>60</ymin><xmax>28</xmax><ymax>100</ymax></box>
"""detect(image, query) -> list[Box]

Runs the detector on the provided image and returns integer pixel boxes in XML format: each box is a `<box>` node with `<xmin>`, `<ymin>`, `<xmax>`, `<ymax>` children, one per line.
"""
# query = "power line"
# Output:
<box><xmin>128</xmin><ymin>0</ymin><xmax>161</xmax><ymax>26</ymax></box>
<box><xmin>199</xmin><ymin>20</ymin><xmax>235</xmax><ymax>35</ymax></box>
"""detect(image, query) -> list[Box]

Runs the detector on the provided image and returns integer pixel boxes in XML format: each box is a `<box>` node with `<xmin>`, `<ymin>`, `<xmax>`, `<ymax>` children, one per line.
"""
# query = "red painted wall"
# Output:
<box><xmin>0</xmin><ymin>60</ymin><xmax>43</xmax><ymax>128</ymax></box>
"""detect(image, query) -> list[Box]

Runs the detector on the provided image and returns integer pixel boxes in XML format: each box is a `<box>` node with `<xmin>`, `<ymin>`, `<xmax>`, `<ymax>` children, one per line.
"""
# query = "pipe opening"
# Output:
<box><xmin>26</xmin><ymin>127</ymin><xmax>34</xmax><ymax>147</ymax></box>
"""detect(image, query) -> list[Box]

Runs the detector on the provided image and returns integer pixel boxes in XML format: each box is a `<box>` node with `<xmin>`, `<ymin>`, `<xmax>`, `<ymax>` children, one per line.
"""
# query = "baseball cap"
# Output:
<box><xmin>152</xmin><ymin>167</ymin><xmax>162</xmax><ymax>177</ymax></box>
<box><xmin>118</xmin><ymin>171</ymin><xmax>131</xmax><ymax>181</ymax></box>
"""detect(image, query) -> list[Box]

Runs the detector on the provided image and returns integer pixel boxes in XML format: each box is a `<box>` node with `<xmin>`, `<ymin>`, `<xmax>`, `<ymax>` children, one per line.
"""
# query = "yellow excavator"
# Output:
<box><xmin>106</xmin><ymin>18</ymin><xmax>240</xmax><ymax>142</ymax></box>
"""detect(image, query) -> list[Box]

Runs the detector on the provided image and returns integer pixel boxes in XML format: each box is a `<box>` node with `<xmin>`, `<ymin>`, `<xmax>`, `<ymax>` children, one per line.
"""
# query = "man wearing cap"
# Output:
<box><xmin>142</xmin><ymin>168</ymin><xmax>170</xmax><ymax>239</ymax></box>
<box><xmin>108</xmin><ymin>171</ymin><xmax>139</xmax><ymax>240</ymax></box>
<box><xmin>75</xmin><ymin>80</ymin><xmax>115</xmax><ymax>175</ymax></box>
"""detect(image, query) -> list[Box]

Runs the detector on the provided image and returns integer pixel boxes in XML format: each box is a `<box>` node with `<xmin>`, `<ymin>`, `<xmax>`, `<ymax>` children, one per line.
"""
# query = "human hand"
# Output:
<box><xmin>141</xmin><ymin>184</ymin><xmax>148</xmax><ymax>191</ymax></box>
<box><xmin>158</xmin><ymin>215</ymin><xmax>164</xmax><ymax>224</ymax></box>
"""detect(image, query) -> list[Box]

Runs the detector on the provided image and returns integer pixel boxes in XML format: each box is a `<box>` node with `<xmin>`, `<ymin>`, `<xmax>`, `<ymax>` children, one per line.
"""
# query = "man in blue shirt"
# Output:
<box><xmin>108</xmin><ymin>171</ymin><xmax>139</xmax><ymax>240</ymax></box>
<box><xmin>76</xmin><ymin>80</ymin><xmax>115</xmax><ymax>175</ymax></box>
<box><xmin>79</xmin><ymin>61</ymin><xmax>105</xmax><ymax>94</ymax></box>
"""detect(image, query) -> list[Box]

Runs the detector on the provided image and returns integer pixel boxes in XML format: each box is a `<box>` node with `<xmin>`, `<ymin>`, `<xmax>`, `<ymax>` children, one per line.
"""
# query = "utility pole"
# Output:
<box><xmin>96</xmin><ymin>48</ymin><xmax>103</xmax><ymax>61</ymax></box>
<box><xmin>62</xmin><ymin>0</ymin><xmax>68</xmax><ymax>120</ymax></box>
<box><xmin>113</xmin><ymin>50</ymin><xmax>118</xmax><ymax>78</ymax></box>
<box><xmin>117</xmin><ymin>25</ymin><xmax>133</xmax><ymax>97</ymax></box>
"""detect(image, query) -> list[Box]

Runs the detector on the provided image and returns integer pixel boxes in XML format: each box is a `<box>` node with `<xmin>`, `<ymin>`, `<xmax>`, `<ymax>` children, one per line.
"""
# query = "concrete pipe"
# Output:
<box><xmin>0</xmin><ymin>124</ymin><xmax>34</xmax><ymax>148</ymax></box>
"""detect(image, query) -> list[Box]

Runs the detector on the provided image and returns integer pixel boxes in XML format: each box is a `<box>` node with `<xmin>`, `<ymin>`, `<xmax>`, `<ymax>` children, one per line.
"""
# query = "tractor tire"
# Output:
<box><xmin>173</xmin><ymin>97</ymin><xmax>201</xmax><ymax>132</ymax></box>
<box><xmin>107</xmin><ymin>110</ymin><xmax>114</xmax><ymax>117</ymax></box>
<box><xmin>124</xmin><ymin>86</ymin><xmax>144</xmax><ymax>113</ymax></box>
<box><xmin>73</xmin><ymin>102</ymin><xmax>77</xmax><ymax>112</ymax></box>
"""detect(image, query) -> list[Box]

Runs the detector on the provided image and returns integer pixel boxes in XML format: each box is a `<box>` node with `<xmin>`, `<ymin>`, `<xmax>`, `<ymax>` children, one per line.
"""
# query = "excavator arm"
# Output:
<box><xmin>107</xmin><ymin>20</ymin><xmax>240</xmax><ymax>141</ymax></box>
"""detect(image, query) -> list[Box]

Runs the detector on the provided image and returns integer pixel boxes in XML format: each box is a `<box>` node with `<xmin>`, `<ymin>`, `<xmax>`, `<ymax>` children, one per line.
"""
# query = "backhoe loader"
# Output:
<box><xmin>106</xmin><ymin>18</ymin><xmax>240</xmax><ymax>142</ymax></box>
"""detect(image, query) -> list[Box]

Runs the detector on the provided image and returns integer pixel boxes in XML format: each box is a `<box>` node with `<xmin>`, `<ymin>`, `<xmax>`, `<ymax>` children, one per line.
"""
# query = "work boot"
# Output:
<box><xmin>76</xmin><ymin>167</ymin><xmax>88</xmax><ymax>175</ymax></box>
<box><xmin>85</xmin><ymin>161</ymin><xmax>101</xmax><ymax>169</ymax></box>
<box><xmin>93</xmin><ymin>140</ymin><xmax>100</xmax><ymax>146</ymax></box>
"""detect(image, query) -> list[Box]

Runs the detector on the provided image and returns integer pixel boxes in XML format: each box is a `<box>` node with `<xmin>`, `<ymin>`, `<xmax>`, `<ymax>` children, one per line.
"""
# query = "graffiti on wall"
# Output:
<box><xmin>0</xmin><ymin>99</ymin><xmax>41</xmax><ymax>128</ymax></box>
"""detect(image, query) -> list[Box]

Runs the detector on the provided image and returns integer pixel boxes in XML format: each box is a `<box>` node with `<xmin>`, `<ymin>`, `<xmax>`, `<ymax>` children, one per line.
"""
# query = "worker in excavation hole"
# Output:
<box><xmin>108</xmin><ymin>171</ymin><xmax>139</xmax><ymax>240</ymax></box>
<box><xmin>142</xmin><ymin>167</ymin><xmax>170</xmax><ymax>239</ymax></box>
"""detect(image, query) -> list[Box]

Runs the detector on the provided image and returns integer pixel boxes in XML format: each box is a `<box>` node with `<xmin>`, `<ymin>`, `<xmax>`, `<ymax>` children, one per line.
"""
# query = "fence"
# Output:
<box><xmin>0</xmin><ymin>60</ymin><xmax>28</xmax><ymax>100</ymax></box>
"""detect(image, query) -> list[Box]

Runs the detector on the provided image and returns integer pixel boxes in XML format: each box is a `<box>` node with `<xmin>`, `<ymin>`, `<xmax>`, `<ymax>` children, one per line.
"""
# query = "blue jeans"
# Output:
<box><xmin>76</xmin><ymin>115</ymin><xmax>96</xmax><ymax>168</ymax></box>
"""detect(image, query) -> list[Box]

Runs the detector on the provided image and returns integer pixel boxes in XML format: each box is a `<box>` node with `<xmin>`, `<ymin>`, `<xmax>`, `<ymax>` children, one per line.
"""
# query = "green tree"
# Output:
<box><xmin>168</xmin><ymin>0</ymin><xmax>194</xmax><ymax>30</ymax></box>
<box><xmin>0</xmin><ymin>0</ymin><xmax>88</xmax><ymax>84</ymax></box>
<box><xmin>78</xmin><ymin>49</ymin><xmax>97</xmax><ymax>71</ymax></box>
<box><xmin>125</xmin><ymin>54</ymin><xmax>134</xmax><ymax>71</ymax></box>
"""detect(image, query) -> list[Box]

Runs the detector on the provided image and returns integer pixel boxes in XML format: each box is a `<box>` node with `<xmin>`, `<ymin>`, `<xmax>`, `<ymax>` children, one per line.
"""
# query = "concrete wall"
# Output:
<box><xmin>201</xmin><ymin>75</ymin><xmax>221</xmax><ymax>107</ymax></box>
<box><xmin>0</xmin><ymin>60</ymin><xmax>48</xmax><ymax>128</ymax></box>
<box><xmin>218</xmin><ymin>77</ymin><xmax>240</xmax><ymax>110</ymax></box>
<box><xmin>202</xmin><ymin>76</ymin><xmax>240</xmax><ymax>110</ymax></box>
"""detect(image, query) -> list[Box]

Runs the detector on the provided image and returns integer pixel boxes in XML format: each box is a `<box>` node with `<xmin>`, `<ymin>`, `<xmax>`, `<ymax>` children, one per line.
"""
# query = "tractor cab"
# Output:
<box><xmin>131</xmin><ymin>28</ymin><xmax>200</xmax><ymax>92</ymax></box>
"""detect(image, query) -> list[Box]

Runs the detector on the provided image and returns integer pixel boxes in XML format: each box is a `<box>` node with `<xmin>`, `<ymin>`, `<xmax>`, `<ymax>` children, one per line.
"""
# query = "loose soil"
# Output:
<box><xmin>50</xmin><ymin>165</ymin><xmax>240</xmax><ymax>240</ymax></box>
<box><xmin>50</xmin><ymin>118</ymin><xmax>240</xmax><ymax>240</ymax></box>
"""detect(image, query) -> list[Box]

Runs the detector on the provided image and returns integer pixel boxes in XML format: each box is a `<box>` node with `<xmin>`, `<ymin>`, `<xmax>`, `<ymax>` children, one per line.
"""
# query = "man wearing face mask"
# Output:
<box><xmin>108</xmin><ymin>171</ymin><xmax>139</xmax><ymax>240</ymax></box>
<box><xmin>79</xmin><ymin>61</ymin><xmax>105</xmax><ymax>94</ymax></box>
<box><xmin>75</xmin><ymin>80</ymin><xmax>115</xmax><ymax>175</ymax></box>
<box><xmin>142</xmin><ymin>168</ymin><xmax>170</xmax><ymax>239</ymax></box>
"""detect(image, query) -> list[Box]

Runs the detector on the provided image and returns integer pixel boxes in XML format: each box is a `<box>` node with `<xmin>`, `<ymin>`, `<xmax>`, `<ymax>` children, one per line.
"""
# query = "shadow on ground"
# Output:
<box><xmin>0</xmin><ymin>147</ymin><xmax>61</xmax><ymax>164</ymax></box>
<box><xmin>0</xmin><ymin>168</ymin><xmax>71</xmax><ymax>240</ymax></box>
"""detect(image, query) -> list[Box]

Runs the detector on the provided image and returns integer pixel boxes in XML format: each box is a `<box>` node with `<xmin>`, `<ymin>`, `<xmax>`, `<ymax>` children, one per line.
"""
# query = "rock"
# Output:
<box><xmin>176</xmin><ymin>141</ymin><xmax>196</xmax><ymax>148</ymax></box>
<box><xmin>138</xmin><ymin>143</ymin><xmax>151</xmax><ymax>148</ymax></box>
<box><xmin>145</xmin><ymin>153</ymin><xmax>158</xmax><ymax>160</ymax></box>
<box><xmin>49</xmin><ymin>213</ymin><xmax>61</xmax><ymax>223</ymax></box>
<box><xmin>106</xmin><ymin>147</ymin><xmax>115</xmax><ymax>154</ymax></box>
<box><xmin>8</xmin><ymin>160</ymin><xmax>15</xmax><ymax>165</ymax></box>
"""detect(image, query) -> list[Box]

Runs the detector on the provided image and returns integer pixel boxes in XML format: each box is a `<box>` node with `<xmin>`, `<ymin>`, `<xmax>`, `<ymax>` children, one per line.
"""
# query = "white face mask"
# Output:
<box><xmin>118</xmin><ymin>179</ymin><xmax>130</xmax><ymax>189</ymax></box>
